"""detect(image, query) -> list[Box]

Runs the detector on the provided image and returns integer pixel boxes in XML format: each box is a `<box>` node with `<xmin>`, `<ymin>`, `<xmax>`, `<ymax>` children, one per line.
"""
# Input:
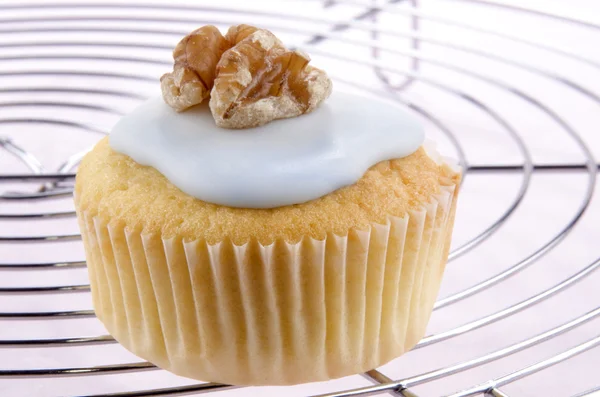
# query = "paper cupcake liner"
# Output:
<box><xmin>76</xmin><ymin>178</ymin><xmax>458</xmax><ymax>386</ymax></box>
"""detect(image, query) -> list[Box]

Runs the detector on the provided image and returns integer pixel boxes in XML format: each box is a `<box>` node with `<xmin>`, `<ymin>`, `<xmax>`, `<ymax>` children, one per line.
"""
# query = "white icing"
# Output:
<box><xmin>109</xmin><ymin>91</ymin><xmax>424</xmax><ymax>208</ymax></box>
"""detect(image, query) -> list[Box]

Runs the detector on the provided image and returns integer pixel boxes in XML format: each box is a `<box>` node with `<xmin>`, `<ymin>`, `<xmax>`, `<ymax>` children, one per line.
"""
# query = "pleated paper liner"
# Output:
<box><xmin>76</xmin><ymin>173</ymin><xmax>458</xmax><ymax>386</ymax></box>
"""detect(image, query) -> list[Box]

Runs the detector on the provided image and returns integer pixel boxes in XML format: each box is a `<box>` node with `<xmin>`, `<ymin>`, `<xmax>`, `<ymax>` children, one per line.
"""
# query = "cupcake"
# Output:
<box><xmin>74</xmin><ymin>24</ymin><xmax>460</xmax><ymax>386</ymax></box>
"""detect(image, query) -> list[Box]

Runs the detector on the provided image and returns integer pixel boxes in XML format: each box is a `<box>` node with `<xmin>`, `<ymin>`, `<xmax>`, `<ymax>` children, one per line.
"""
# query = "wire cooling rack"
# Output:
<box><xmin>1</xmin><ymin>0</ymin><xmax>599</xmax><ymax>396</ymax></box>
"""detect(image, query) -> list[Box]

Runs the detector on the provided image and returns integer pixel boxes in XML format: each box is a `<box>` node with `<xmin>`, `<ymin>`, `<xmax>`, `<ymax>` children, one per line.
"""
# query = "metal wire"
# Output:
<box><xmin>444</xmin><ymin>334</ymin><xmax>600</xmax><ymax>397</ymax></box>
<box><xmin>572</xmin><ymin>386</ymin><xmax>600</xmax><ymax>397</ymax></box>
<box><xmin>0</xmin><ymin>1</ymin><xmax>599</xmax><ymax>396</ymax></box>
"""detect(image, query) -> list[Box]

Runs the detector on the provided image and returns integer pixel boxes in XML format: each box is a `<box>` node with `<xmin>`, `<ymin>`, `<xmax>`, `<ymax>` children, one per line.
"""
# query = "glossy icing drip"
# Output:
<box><xmin>109</xmin><ymin>91</ymin><xmax>424</xmax><ymax>208</ymax></box>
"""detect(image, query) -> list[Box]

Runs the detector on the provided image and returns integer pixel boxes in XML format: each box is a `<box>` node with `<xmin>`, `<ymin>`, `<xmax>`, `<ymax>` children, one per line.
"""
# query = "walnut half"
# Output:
<box><xmin>160</xmin><ymin>25</ymin><xmax>231</xmax><ymax>112</ymax></box>
<box><xmin>160</xmin><ymin>24</ymin><xmax>332</xmax><ymax>129</ymax></box>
